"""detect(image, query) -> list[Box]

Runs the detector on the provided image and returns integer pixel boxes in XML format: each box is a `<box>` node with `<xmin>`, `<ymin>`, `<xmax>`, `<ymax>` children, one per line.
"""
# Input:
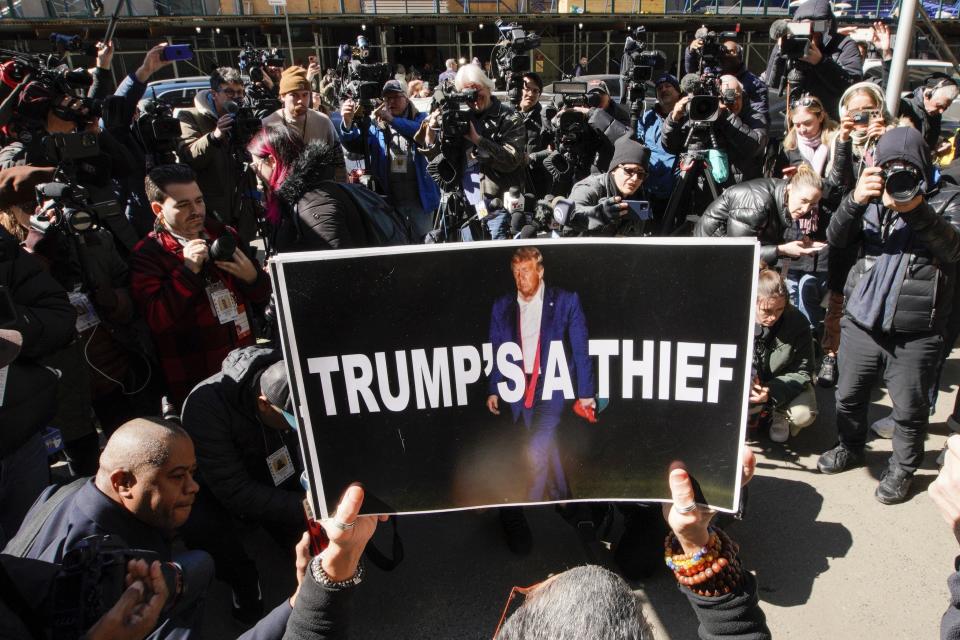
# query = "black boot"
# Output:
<box><xmin>499</xmin><ymin>507</ymin><xmax>532</xmax><ymax>555</ymax></box>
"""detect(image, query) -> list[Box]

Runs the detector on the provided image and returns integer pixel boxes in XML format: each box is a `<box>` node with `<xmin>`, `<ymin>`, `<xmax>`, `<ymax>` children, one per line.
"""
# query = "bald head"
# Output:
<box><xmin>95</xmin><ymin>418</ymin><xmax>199</xmax><ymax>531</ymax></box>
<box><xmin>98</xmin><ymin>418</ymin><xmax>190</xmax><ymax>478</ymax></box>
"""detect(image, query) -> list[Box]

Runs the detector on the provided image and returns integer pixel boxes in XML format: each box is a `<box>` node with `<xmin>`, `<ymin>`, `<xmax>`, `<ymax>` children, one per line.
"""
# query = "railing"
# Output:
<box><xmin>18</xmin><ymin>0</ymin><xmax>957</xmax><ymax>18</ymax></box>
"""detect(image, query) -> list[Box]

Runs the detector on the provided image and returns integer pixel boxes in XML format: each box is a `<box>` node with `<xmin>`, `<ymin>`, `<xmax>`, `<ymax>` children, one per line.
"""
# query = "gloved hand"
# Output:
<box><xmin>592</xmin><ymin>196</ymin><xmax>626</xmax><ymax>224</ymax></box>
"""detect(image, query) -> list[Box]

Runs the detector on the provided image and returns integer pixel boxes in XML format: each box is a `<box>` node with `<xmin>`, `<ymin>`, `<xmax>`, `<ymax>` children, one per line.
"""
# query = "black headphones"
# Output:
<box><xmin>923</xmin><ymin>74</ymin><xmax>958</xmax><ymax>100</ymax></box>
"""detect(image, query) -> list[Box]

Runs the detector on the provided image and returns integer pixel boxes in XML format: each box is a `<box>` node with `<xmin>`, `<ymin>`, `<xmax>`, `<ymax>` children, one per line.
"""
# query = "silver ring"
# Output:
<box><xmin>332</xmin><ymin>519</ymin><xmax>357</xmax><ymax>531</ymax></box>
<box><xmin>674</xmin><ymin>502</ymin><xmax>699</xmax><ymax>514</ymax></box>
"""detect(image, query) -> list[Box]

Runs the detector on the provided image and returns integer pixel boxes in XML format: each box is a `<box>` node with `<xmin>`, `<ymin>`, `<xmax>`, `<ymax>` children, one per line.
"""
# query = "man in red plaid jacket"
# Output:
<box><xmin>131</xmin><ymin>164</ymin><xmax>271</xmax><ymax>408</ymax></box>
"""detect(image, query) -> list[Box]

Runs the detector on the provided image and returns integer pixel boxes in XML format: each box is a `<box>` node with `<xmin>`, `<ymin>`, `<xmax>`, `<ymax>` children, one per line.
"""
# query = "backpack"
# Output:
<box><xmin>333</xmin><ymin>182</ymin><xmax>414</xmax><ymax>247</ymax></box>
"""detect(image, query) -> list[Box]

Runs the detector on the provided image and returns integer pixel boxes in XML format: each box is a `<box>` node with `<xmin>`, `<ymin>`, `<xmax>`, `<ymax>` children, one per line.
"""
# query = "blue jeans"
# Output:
<box><xmin>786</xmin><ymin>271</ymin><xmax>828</xmax><ymax>330</ymax></box>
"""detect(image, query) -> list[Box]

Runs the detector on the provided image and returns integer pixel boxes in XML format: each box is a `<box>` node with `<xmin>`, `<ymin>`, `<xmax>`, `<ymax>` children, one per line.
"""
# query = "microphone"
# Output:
<box><xmin>769</xmin><ymin>19</ymin><xmax>790</xmax><ymax>41</ymax></box>
<box><xmin>224</xmin><ymin>100</ymin><xmax>240</xmax><ymax>115</ymax></box>
<box><xmin>679</xmin><ymin>73</ymin><xmax>702</xmax><ymax>95</ymax></box>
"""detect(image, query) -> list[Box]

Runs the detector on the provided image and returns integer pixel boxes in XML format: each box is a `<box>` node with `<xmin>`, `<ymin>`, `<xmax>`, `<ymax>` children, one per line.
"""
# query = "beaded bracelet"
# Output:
<box><xmin>665</xmin><ymin>526</ymin><xmax>744</xmax><ymax>596</ymax></box>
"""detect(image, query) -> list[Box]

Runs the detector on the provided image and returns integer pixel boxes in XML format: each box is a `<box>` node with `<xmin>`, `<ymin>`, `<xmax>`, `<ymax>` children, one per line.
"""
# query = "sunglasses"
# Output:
<box><xmin>619</xmin><ymin>166</ymin><xmax>647</xmax><ymax>179</ymax></box>
<box><xmin>791</xmin><ymin>95</ymin><xmax>822</xmax><ymax>110</ymax></box>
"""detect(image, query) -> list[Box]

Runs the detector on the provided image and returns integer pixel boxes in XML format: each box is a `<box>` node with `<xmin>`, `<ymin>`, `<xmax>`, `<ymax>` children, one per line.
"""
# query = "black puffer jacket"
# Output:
<box><xmin>180</xmin><ymin>346</ymin><xmax>304</xmax><ymax>526</ymax></box>
<box><xmin>274</xmin><ymin>142</ymin><xmax>377</xmax><ymax>252</ymax></box>
<box><xmin>827</xmin><ymin>185</ymin><xmax>960</xmax><ymax>333</ymax></box>
<box><xmin>568</xmin><ymin>171</ymin><xmax>640</xmax><ymax>236</ymax></box>
<box><xmin>693</xmin><ymin>178</ymin><xmax>791</xmax><ymax>265</ymax></box>
<box><xmin>829</xmin><ymin>185</ymin><xmax>960</xmax><ymax>334</ymax></box>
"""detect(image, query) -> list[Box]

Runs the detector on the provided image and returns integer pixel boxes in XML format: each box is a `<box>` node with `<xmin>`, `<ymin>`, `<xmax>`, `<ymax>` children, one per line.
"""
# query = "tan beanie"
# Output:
<box><xmin>279</xmin><ymin>66</ymin><xmax>310</xmax><ymax>95</ymax></box>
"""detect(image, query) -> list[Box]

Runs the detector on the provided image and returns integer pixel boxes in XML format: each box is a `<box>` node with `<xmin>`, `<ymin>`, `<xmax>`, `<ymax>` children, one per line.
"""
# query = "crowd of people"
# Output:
<box><xmin>2</xmin><ymin>0</ymin><xmax>960</xmax><ymax>636</ymax></box>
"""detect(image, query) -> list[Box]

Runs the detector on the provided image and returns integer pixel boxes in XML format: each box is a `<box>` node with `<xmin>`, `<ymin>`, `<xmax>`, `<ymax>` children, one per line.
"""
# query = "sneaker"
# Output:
<box><xmin>817</xmin><ymin>355</ymin><xmax>837</xmax><ymax>388</ymax></box>
<box><xmin>769</xmin><ymin>413</ymin><xmax>790</xmax><ymax>443</ymax></box>
<box><xmin>870</xmin><ymin>414</ymin><xmax>895</xmax><ymax>439</ymax></box>
<box><xmin>499</xmin><ymin>507</ymin><xmax>532</xmax><ymax>555</ymax></box>
<box><xmin>817</xmin><ymin>443</ymin><xmax>864</xmax><ymax>474</ymax></box>
<box><xmin>875</xmin><ymin>464</ymin><xmax>913</xmax><ymax>504</ymax></box>
<box><xmin>231</xmin><ymin>580</ymin><xmax>263</xmax><ymax>625</ymax></box>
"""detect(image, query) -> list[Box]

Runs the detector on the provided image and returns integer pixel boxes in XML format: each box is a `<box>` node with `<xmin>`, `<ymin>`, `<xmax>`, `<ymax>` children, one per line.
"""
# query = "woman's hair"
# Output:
<box><xmin>787</xmin><ymin>161</ymin><xmax>823</xmax><ymax>192</ymax></box>
<box><xmin>247</xmin><ymin>126</ymin><xmax>304</xmax><ymax>224</ymax></box>
<box><xmin>783</xmin><ymin>95</ymin><xmax>838</xmax><ymax>150</ymax></box>
<box><xmin>407</xmin><ymin>79</ymin><xmax>423</xmax><ymax>97</ymax></box>
<box><xmin>838</xmin><ymin>81</ymin><xmax>894</xmax><ymax>125</ymax></box>
<box><xmin>757</xmin><ymin>264</ymin><xmax>789</xmax><ymax>301</ymax></box>
<box><xmin>455</xmin><ymin>63</ymin><xmax>495</xmax><ymax>92</ymax></box>
<box><xmin>0</xmin><ymin>209</ymin><xmax>26</xmax><ymax>243</ymax></box>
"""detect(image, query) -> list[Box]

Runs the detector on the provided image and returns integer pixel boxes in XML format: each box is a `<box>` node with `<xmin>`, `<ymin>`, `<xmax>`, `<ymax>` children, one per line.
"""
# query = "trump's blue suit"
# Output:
<box><xmin>488</xmin><ymin>285</ymin><xmax>595</xmax><ymax>501</ymax></box>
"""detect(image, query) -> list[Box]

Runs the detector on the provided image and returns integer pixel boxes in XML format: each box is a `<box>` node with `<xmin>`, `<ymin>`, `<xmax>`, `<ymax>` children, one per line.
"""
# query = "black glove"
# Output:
<box><xmin>593</xmin><ymin>196</ymin><xmax>623</xmax><ymax>224</ymax></box>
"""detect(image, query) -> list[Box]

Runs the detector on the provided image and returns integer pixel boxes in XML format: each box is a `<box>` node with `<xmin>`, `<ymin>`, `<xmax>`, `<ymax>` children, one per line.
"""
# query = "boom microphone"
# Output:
<box><xmin>679</xmin><ymin>73</ymin><xmax>702</xmax><ymax>95</ymax></box>
<box><xmin>517</xmin><ymin>225</ymin><xmax>538</xmax><ymax>239</ymax></box>
<box><xmin>769</xmin><ymin>19</ymin><xmax>790</xmax><ymax>41</ymax></box>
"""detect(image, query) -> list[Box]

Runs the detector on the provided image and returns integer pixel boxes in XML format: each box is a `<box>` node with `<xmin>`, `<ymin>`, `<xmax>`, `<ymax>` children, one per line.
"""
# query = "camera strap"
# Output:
<box><xmin>3</xmin><ymin>477</ymin><xmax>87</xmax><ymax>558</ymax></box>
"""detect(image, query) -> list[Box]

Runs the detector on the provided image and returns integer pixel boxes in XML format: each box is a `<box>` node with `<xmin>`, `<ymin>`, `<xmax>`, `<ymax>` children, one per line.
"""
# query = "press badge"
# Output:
<box><xmin>206</xmin><ymin>282</ymin><xmax>238</xmax><ymax>324</ymax></box>
<box><xmin>266</xmin><ymin>445</ymin><xmax>295</xmax><ymax>486</ymax></box>
<box><xmin>390</xmin><ymin>152</ymin><xmax>408</xmax><ymax>174</ymax></box>
<box><xmin>68</xmin><ymin>290</ymin><xmax>100</xmax><ymax>333</ymax></box>
<box><xmin>234</xmin><ymin>304</ymin><xmax>251</xmax><ymax>341</ymax></box>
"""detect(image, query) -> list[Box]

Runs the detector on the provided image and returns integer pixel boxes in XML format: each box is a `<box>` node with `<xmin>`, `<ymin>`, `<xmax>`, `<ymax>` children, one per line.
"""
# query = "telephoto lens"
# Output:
<box><xmin>209</xmin><ymin>234</ymin><xmax>237</xmax><ymax>262</ymax></box>
<box><xmin>883</xmin><ymin>162</ymin><xmax>923</xmax><ymax>203</ymax></box>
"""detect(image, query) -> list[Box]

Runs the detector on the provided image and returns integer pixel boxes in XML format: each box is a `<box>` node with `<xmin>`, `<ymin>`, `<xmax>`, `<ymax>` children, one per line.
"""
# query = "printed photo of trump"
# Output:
<box><xmin>486</xmin><ymin>246</ymin><xmax>596</xmax><ymax>502</ymax></box>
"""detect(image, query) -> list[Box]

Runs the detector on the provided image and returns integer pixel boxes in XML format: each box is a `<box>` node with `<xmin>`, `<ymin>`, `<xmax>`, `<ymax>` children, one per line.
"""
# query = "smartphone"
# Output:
<box><xmin>308</xmin><ymin>55</ymin><xmax>318</xmax><ymax>65</ymax></box>
<box><xmin>162</xmin><ymin>44</ymin><xmax>193</xmax><ymax>62</ymax></box>
<box><xmin>624</xmin><ymin>200</ymin><xmax>652</xmax><ymax>222</ymax></box>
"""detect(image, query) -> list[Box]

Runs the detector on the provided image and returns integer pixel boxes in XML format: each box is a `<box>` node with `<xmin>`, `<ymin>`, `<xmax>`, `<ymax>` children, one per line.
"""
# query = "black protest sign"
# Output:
<box><xmin>271</xmin><ymin>239</ymin><xmax>759</xmax><ymax>518</ymax></box>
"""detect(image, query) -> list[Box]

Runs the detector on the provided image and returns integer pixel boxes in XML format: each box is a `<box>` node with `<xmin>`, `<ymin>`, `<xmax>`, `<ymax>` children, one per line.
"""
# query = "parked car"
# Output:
<box><xmin>144</xmin><ymin>76</ymin><xmax>212</xmax><ymax>112</ymax></box>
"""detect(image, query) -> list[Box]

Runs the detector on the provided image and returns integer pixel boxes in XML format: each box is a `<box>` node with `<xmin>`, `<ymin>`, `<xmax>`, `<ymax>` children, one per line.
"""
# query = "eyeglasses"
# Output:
<box><xmin>618</xmin><ymin>166</ymin><xmax>647</xmax><ymax>179</ymax></box>
<box><xmin>493</xmin><ymin>583</ymin><xmax>540</xmax><ymax>638</ymax></box>
<box><xmin>219</xmin><ymin>88</ymin><xmax>242</xmax><ymax>98</ymax></box>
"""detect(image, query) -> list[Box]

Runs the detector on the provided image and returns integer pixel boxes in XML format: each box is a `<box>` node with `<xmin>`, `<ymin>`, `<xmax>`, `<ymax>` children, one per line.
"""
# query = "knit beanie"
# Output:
<box><xmin>279</xmin><ymin>66</ymin><xmax>311</xmax><ymax>95</ymax></box>
<box><xmin>609</xmin><ymin>135</ymin><xmax>651</xmax><ymax>170</ymax></box>
<box><xmin>0</xmin><ymin>166</ymin><xmax>55</xmax><ymax>209</ymax></box>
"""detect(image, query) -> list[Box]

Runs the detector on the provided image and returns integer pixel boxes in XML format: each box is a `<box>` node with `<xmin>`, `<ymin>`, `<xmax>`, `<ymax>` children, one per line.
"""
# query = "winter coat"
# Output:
<box><xmin>274</xmin><ymin>143</ymin><xmax>391</xmax><ymax>251</ymax></box>
<box><xmin>418</xmin><ymin>95</ymin><xmax>526</xmax><ymax>200</ymax></box>
<box><xmin>568</xmin><ymin>171</ymin><xmax>640</xmax><ymax>235</ymax></box>
<box><xmin>181</xmin><ymin>346</ymin><xmax>304</xmax><ymax>526</ymax></box>
<box><xmin>338</xmin><ymin>104</ymin><xmax>440</xmax><ymax>214</ymax></box>
<box><xmin>636</xmin><ymin>106</ymin><xmax>676</xmax><ymax>200</ymax></box>
<box><xmin>263</xmin><ymin>108</ymin><xmax>337</xmax><ymax>148</ymax></box>
<box><xmin>661</xmin><ymin>105</ymin><xmax>767</xmax><ymax>183</ymax></box>
<box><xmin>176</xmin><ymin>89</ymin><xmax>254</xmax><ymax>242</ymax></box>
<box><xmin>755</xmin><ymin>305</ymin><xmax>815</xmax><ymax>408</ymax></box>
<box><xmin>763</xmin><ymin>0</ymin><xmax>863</xmax><ymax>120</ymax></box>
<box><xmin>899</xmin><ymin>86</ymin><xmax>943</xmax><ymax>153</ymax></box>
<box><xmin>693</xmin><ymin>177</ymin><xmax>791</xmax><ymax>265</ymax></box>
<box><xmin>129</xmin><ymin>219</ymin><xmax>271</xmax><ymax>406</ymax></box>
<box><xmin>829</xmin><ymin>184</ymin><xmax>960</xmax><ymax>334</ymax></box>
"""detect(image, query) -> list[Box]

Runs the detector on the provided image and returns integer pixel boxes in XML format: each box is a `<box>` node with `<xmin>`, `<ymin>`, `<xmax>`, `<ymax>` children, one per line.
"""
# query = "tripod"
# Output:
<box><xmin>659</xmin><ymin>125</ymin><xmax>723</xmax><ymax>236</ymax></box>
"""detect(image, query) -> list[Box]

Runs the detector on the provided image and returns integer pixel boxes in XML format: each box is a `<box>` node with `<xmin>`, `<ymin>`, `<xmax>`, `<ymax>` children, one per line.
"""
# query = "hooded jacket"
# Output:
<box><xmin>693</xmin><ymin>177</ymin><xmax>792</xmax><ymax>266</ymax></box>
<box><xmin>899</xmin><ymin>86</ymin><xmax>943</xmax><ymax>153</ymax></box>
<box><xmin>763</xmin><ymin>0</ymin><xmax>863</xmax><ymax>120</ymax></box>
<box><xmin>338</xmin><ymin>102</ymin><xmax>440</xmax><ymax>215</ymax></box>
<box><xmin>181</xmin><ymin>346</ymin><xmax>304</xmax><ymax>526</ymax></box>
<box><xmin>568</xmin><ymin>171</ymin><xmax>642</xmax><ymax>236</ymax></box>
<box><xmin>176</xmin><ymin>89</ymin><xmax>253</xmax><ymax>242</ymax></box>
<box><xmin>828</xmin><ymin>127</ymin><xmax>960</xmax><ymax>334</ymax></box>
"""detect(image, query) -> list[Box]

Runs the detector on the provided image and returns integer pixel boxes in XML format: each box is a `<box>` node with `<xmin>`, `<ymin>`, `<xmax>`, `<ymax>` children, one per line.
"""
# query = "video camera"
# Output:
<box><xmin>621</xmin><ymin>27</ymin><xmax>667</xmax><ymax>131</ymax></box>
<box><xmin>683</xmin><ymin>74</ymin><xmax>721</xmax><ymax>123</ymax></box>
<box><xmin>0</xmin><ymin>48</ymin><xmax>96</xmax><ymax>130</ymax></box>
<box><xmin>336</xmin><ymin>37</ymin><xmax>391</xmax><ymax>113</ymax></box>
<box><xmin>238</xmin><ymin>44</ymin><xmax>285</xmax><ymax>84</ymax></box>
<box><xmin>435</xmin><ymin>82</ymin><xmax>478</xmax><ymax>143</ymax></box>
<box><xmin>775</xmin><ymin>20</ymin><xmax>828</xmax><ymax>60</ymax></box>
<box><xmin>135</xmin><ymin>98</ymin><xmax>180</xmax><ymax>163</ymax></box>
<box><xmin>224</xmin><ymin>99</ymin><xmax>263</xmax><ymax>147</ymax></box>
<box><xmin>493</xmin><ymin>19</ymin><xmax>541</xmax><ymax>105</ymax></box>
<box><xmin>694</xmin><ymin>28</ymin><xmax>737</xmax><ymax>67</ymax></box>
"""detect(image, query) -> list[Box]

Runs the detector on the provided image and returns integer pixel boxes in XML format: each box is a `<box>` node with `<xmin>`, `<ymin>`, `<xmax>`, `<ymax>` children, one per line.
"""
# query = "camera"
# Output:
<box><xmin>238</xmin><ymin>44</ymin><xmax>285</xmax><ymax>84</ymax></box>
<box><xmin>684</xmin><ymin>76</ymin><xmax>721</xmax><ymax>122</ymax></box>
<box><xmin>44</xmin><ymin>131</ymin><xmax>99</xmax><ymax>164</ymax></box>
<box><xmin>209</xmin><ymin>234</ymin><xmax>237</xmax><ymax>262</ymax></box>
<box><xmin>50</xmin><ymin>535</ymin><xmax>160</xmax><ymax>639</ymax></box>
<box><xmin>882</xmin><ymin>161</ymin><xmax>923</xmax><ymax>202</ymax></box>
<box><xmin>33</xmin><ymin>180</ymin><xmax>98</xmax><ymax>235</ymax></box>
<box><xmin>136</xmin><ymin>99</ymin><xmax>181</xmax><ymax>160</ymax></box>
<box><xmin>337</xmin><ymin>36</ymin><xmax>392</xmax><ymax>111</ymax></box>
<box><xmin>494</xmin><ymin>19</ymin><xmax>541</xmax><ymax>105</ymax></box>
<box><xmin>224</xmin><ymin>100</ymin><xmax>263</xmax><ymax>146</ymax></box>
<box><xmin>777</xmin><ymin>21</ymin><xmax>827</xmax><ymax>60</ymax></box>
<box><xmin>852</xmin><ymin>109</ymin><xmax>879</xmax><ymax>125</ymax></box>
<box><xmin>552</xmin><ymin>81</ymin><xmax>588</xmax><ymax>108</ymax></box>
<box><xmin>621</xmin><ymin>27</ymin><xmax>666</xmax><ymax>116</ymax></box>
<box><xmin>436</xmin><ymin>85</ymin><xmax>478</xmax><ymax>142</ymax></box>
<box><xmin>721</xmin><ymin>88</ymin><xmax>738</xmax><ymax>106</ymax></box>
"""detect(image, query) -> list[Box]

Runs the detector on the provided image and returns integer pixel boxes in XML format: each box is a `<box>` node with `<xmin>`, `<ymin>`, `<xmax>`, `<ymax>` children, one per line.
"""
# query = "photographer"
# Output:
<box><xmin>662</xmin><ymin>74</ymin><xmax>767</xmax><ymax>188</ymax></box>
<box><xmin>694</xmin><ymin>162</ymin><xmax>826</xmax><ymax>267</ymax></box>
<box><xmin>582</xmin><ymin>80</ymin><xmax>633</xmax><ymax>173</ymax></box>
<box><xmin>419</xmin><ymin>64</ymin><xmax>526</xmax><ymax>209</ymax></box>
<box><xmin>896</xmin><ymin>74</ymin><xmax>959</xmax><ymax>159</ymax></box>
<box><xmin>130</xmin><ymin>164</ymin><xmax>270</xmax><ymax>409</ymax></box>
<box><xmin>764</xmin><ymin>0</ymin><xmax>863</xmax><ymax>120</ymax></box>
<box><xmin>176</xmin><ymin>67</ymin><xmax>258</xmax><ymax>243</ymax></box>
<box><xmin>817</xmin><ymin>127</ymin><xmax>960</xmax><ymax>505</ymax></box>
<box><xmin>338</xmin><ymin>79</ymin><xmax>439</xmax><ymax>240</ymax></box>
<box><xmin>262</xmin><ymin>65</ymin><xmax>337</xmax><ymax>147</ymax></box>
<box><xmin>566</xmin><ymin>135</ymin><xmax>650</xmax><ymax>236</ymax></box>
<box><xmin>517</xmin><ymin>72</ymin><xmax>556</xmax><ymax>198</ymax></box>
<box><xmin>636</xmin><ymin>74</ymin><xmax>681</xmax><ymax>227</ymax></box>
<box><xmin>686</xmin><ymin>30</ymin><xmax>769</xmax><ymax>126</ymax></box>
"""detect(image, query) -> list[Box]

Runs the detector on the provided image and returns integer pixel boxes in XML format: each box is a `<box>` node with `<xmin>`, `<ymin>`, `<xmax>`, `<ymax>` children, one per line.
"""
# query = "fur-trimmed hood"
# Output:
<box><xmin>275</xmin><ymin>141</ymin><xmax>342</xmax><ymax>207</ymax></box>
